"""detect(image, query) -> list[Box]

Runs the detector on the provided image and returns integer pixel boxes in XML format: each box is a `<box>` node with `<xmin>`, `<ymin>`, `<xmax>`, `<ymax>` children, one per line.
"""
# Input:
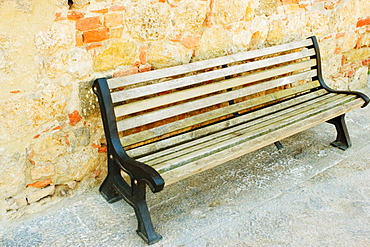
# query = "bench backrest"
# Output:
<box><xmin>94</xmin><ymin>37</ymin><xmax>323</xmax><ymax>157</ymax></box>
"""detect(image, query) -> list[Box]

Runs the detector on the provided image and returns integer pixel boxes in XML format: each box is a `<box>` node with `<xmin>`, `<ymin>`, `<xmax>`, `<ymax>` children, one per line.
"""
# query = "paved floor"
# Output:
<box><xmin>1</xmin><ymin>86</ymin><xmax>370</xmax><ymax>247</ymax></box>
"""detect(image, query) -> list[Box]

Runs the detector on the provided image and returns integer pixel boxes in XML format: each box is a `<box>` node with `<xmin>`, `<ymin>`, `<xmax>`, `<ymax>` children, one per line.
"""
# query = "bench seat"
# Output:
<box><xmin>93</xmin><ymin>36</ymin><xmax>369</xmax><ymax>244</ymax></box>
<box><xmin>132</xmin><ymin>88</ymin><xmax>363</xmax><ymax>185</ymax></box>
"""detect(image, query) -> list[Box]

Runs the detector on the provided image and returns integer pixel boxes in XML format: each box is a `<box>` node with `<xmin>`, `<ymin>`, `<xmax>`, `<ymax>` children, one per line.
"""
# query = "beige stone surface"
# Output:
<box><xmin>93</xmin><ymin>41</ymin><xmax>138</xmax><ymax>71</ymax></box>
<box><xmin>147</xmin><ymin>41</ymin><xmax>192</xmax><ymax>69</ymax></box>
<box><xmin>193</xmin><ymin>26</ymin><xmax>232</xmax><ymax>61</ymax></box>
<box><xmin>344</xmin><ymin>48</ymin><xmax>370</xmax><ymax>63</ymax></box>
<box><xmin>0</xmin><ymin>0</ymin><xmax>369</xmax><ymax>221</ymax></box>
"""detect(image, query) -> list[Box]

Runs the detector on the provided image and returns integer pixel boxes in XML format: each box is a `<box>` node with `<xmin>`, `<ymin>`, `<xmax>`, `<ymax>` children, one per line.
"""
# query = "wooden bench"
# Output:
<box><xmin>93</xmin><ymin>36</ymin><xmax>369</xmax><ymax>244</ymax></box>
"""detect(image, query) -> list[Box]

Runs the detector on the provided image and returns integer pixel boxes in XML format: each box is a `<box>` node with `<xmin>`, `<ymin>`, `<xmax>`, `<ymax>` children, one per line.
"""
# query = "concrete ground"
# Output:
<box><xmin>1</xmin><ymin>86</ymin><xmax>370</xmax><ymax>247</ymax></box>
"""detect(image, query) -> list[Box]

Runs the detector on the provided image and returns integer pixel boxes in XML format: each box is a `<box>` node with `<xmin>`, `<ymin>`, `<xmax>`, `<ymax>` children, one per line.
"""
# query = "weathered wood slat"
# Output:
<box><xmin>114</xmin><ymin>59</ymin><xmax>317</xmax><ymax>120</ymax></box>
<box><xmin>151</xmin><ymin>95</ymin><xmax>356</xmax><ymax>173</ymax></box>
<box><xmin>127</xmin><ymin>88</ymin><xmax>328</xmax><ymax>158</ymax></box>
<box><xmin>111</xmin><ymin>49</ymin><xmax>316</xmax><ymax>103</ymax></box>
<box><xmin>117</xmin><ymin>67</ymin><xmax>317</xmax><ymax>133</ymax></box>
<box><xmin>137</xmin><ymin>94</ymin><xmax>353</xmax><ymax>167</ymax></box>
<box><xmin>122</xmin><ymin>80</ymin><xmax>322</xmax><ymax>148</ymax></box>
<box><xmin>161</xmin><ymin>98</ymin><xmax>364</xmax><ymax>186</ymax></box>
<box><xmin>153</xmin><ymin>96</ymin><xmax>358</xmax><ymax>174</ymax></box>
<box><xmin>107</xmin><ymin>39</ymin><xmax>314</xmax><ymax>90</ymax></box>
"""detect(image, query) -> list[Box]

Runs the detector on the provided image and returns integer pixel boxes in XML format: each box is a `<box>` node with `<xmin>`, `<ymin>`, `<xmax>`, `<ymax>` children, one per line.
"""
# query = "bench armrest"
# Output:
<box><xmin>93</xmin><ymin>78</ymin><xmax>165</xmax><ymax>193</ymax></box>
<box><xmin>111</xmin><ymin>141</ymin><xmax>165</xmax><ymax>193</ymax></box>
<box><xmin>310</xmin><ymin>36</ymin><xmax>370</xmax><ymax>108</ymax></box>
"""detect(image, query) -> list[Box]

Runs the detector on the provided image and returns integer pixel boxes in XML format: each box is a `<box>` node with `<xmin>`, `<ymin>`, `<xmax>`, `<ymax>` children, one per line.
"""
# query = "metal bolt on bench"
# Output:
<box><xmin>93</xmin><ymin>36</ymin><xmax>369</xmax><ymax>244</ymax></box>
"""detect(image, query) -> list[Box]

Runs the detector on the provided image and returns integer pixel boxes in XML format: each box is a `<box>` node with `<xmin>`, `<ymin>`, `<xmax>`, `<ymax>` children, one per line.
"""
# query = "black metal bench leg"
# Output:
<box><xmin>327</xmin><ymin>114</ymin><xmax>352</xmax><ymax>150</ymax></box>
<box><xmin>99</xmin><ymin>176</ymin><xmax>122</xmax><ymax>203</ymax></box>
<box><xmin>132</xmin><ymin>182</ymin><xmax>162</xmax><ymax>245</ymax></box>
<box><xmin>99</xmin><ymin>157</ymin><xmax>122</xmax><ymax>203</ymax></box>
<box><xmin>274</xmin><ymin>141</ymin><xmax>284</xmax><ymax>150</ymax></box>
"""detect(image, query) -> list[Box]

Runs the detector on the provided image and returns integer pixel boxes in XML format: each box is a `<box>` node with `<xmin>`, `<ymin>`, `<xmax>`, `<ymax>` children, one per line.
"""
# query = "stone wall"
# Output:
<box><xmin>0</xmin><ymin>0</ymin><xmax>369</xmax><ymax>220</ymax></box>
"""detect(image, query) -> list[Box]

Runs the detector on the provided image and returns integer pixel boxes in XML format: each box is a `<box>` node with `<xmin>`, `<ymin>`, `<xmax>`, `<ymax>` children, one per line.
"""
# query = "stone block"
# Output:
<box><xmin>0</xmin><ymin>151</ymin><xmax>26</xmax><ymax>199</ymax></box>
<box><xmin>30</xmin><ymin>165</ymin><xmax>55</xmax><ymax>180</ymax></box>
<box><xmin>256</xmin><ymin>0</ymin><xmax>281</xmax><ymax>16</ymax></box>
<box><xmin>104</xmin><ymin>13</ymin><xmax>123</xmax><ymax>28</ymax></box>
<box><xmin>147</xmin><ymin>41</ymin><xmax>192</xmax><ymax>69</ymax></box>
<box><xmin>344</xmin><ymin>48</ymin><xmax>370</xmax><ymax>63</ymax></box>
<box><xmin>349</xmin><ymin>66</ymin><xmax>369</xmax><ymax>90</ymax></box>
<box><xmin>35</xmin><ymin>26</ymin><xmax>74</xmax><ymax>54</ymax></box>
<box><xmin>93</xmin><ymin>41</ymin><xmax>138</xmax><ymax>71</ymax></box>
<box><xmin>193</xmin><ymin>26</ymin><xmax>232</xmax><ymax>61</ymax></box>
<box><xmin>26</xmin><ymin>185</ymin><xmax>55</xmax><ymax>203</ymax></box>
<box><xmin>213</xmin><ymin>1</ymin><xmax>247</xmax><ymax>26</ymax></box>
<box><xmin>125</xmin><ymin>2</ymin><xmax>172</xmax><ymax>40</ymax></box>
<box><xmin>172</xmin><ymin>1</ymin><xmax>208</xmax><ymax>33</ymax></box>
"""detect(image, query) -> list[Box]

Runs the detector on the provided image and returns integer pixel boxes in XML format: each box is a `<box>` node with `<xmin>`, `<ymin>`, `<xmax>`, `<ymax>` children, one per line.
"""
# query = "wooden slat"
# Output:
<box><xmin>111</xmin><ymin>48</ymin><xmax>316</xmax><ymax>103</ymax></box>
<box><xmin>107</xmin><ymin>39</ymin><xmax>313</xmax><ymax>89</ymax></box>
<box><xmin>117</xmin><ymin>67</ymin><xmax>317</xmax><ymax>133</ymax></box>
<box><xmin>149</xmin><ymin>95</ymin><xmax>358</xmax><ymax>174</ymax></box>
<box><xmin>135</xmin><ymin>93</ymin><xmax>350</xmax><ymax>164</ymax></box>
<box><xmin>121</xmin><ymin>80</ymin><xmax>322</xmax><ymax>148</ymax></box>
<box><xmin>114</xmin><ymin>59</ymin><xmax>317</xmax><ymax>118</ymax></box>
<box><xmin>127</xmin><ymin>89</ymin><xmax>329</xmax><ymax>158</ymax></box>
<box><xmin>161</xmin><ymin>98</ymin><xmax>364</xmax><ymax>186</ymax></box>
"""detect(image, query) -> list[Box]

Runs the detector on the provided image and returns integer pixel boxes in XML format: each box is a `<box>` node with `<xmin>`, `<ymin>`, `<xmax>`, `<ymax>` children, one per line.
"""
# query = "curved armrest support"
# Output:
<box><xmin>112</xmin><ymin>142</ymin><xmax>165</xmax><ymax>193</ymax></box>
<box><xmin>309</xmin><ymin>36</ymin><xmax>369</xmax><ymax>108</ymax></box>
<box><xmin>93</xmin><ymin>78</ymin><xmax>165</xmax><ymax>193</ymax></box>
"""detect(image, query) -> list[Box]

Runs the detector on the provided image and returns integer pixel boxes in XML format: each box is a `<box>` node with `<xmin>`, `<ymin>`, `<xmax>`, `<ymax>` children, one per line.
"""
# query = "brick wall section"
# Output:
<box><xmin>53</xmin><ymin>1</ymin><xmax>370</xmax><ymax>80</ymax></box>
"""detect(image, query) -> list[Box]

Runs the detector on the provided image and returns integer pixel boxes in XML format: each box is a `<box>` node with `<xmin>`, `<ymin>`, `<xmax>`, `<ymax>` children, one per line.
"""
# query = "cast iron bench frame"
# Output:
<box><xmin>93</xmin><ymin>36</ymin><xmax>369</xmax><ymax>244</ymax></box>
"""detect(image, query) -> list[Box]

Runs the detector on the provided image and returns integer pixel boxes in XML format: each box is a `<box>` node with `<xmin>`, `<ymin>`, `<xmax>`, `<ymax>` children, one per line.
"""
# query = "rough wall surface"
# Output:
<box><xmin>0</xmin><ymin>0</ymin><xmax>369</xmax><ymax>220</ymax></box>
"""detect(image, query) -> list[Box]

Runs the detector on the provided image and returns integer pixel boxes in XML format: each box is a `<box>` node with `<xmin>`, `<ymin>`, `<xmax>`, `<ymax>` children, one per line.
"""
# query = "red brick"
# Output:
<box><xmin>91</xmin><ymin>143</ymin><xmax>101</xmax><ymax>149</ymax></box>
<box><xmin>336</xmin><ymin>32</ymin><xmax>345</xmax><ymax>39</ymax></box>
<box><xmin>86</xmin><ymin>43</ymin><xmax>103</xmax><ymax>50</ymax></box>
<box><xmin>76</xmin><ymin>16</ymin><xmax>102</xmax><ymax>31</ymax></box>
<box><xmin>91</xmin><ymin>169</ymin><xmax>101</xmax><ymax>178</ymax></box>
<box><xmin>91</xmin><ymin>8</ymin><xmax>108</xmax><ymax>14</ymax></box>
<box><xmin>281</xmin><ymin>0</ymin><xmax>298</xmax><ymax>4</ymax></box>
<box><xmin>83</xmin><ymin>28</ymin><xmax>110</xmax><ymax>43</ymax></box>
<box><xmin>104</xmin><ymin>13</ymin><xmax>123</xmax><ymax>28</ymax></box>
<box><xmin>113</xmin><ymin>67</ymin><xmax>139</xmax><ymax>77</ymax></box>
<box><xmin>52</xmin><ymin>126</ymin><xmax>62</xmax><ymax>130</ymax></box>
<box><xmin>324</xmin><ymin>2</ymin><xmax>335</xmax><ymax>10</ymax></box>
<box><xmin>181</xmin><ymin>35</ymin><xmax>201</xmax><ymax>49</ymax></box>
<box><xmin>68</xmin><ymin>110</ymin><xmax>82</xmax><ymax>126</ymax></box>
<box><xmin>139</xmin><ymin>64</ymin><xmax>152</xmax><ymax>73</ymax></box>
<box><xmin>139</xmin><ymin>45</ymin><xmax>148</xmax><ymax>65</ymax></box>
<box><xmin>334</xmin><ymin>48</ymin><xmax>341</xmax><ymax>54</ymax></box>
<box><xmin>75</xmin><ymin>33</ymin><xmax>84</xmax><ymax>46</ymax></box>
<box><xmin>357</xmin><ymin>18</ymin><xmax>370</xmax><ymax>27</ymax></box>
<box><xmin>355</xmin><ymin>35</ymin><xmax>363</xmax><ymax>49</ymax></box>
<box><xmin>67</xmin><ymin>11</ymin><xmax>85</xmax><ymax>20</ymax></box>
<box><xmin>362</xmin><ymin>59</ymin><xmax>370</xmax><ymax>66</ymax></box>
<box><xmin>27</xmin><ymin>178</ymin><xmax>52</xmax><ymax>188</ymax></box>
<box><xmin>55</xmin><ymin>12</ymin><xmax>66</xmax><ymax>21</ymax></box>
<box><xmin>98</xmin><ymin>146</ymin><xmax>107</xmax><ymax>153</ymax></box>
<box><xmin>110</xmin><ymin>6</ymin><xmax>125</xmax><ymax>11</ymax></box>
<box><xmin>344</xmin><ymin>70</ymin><xmax>355</xmax><ymax>77</ymax></box>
